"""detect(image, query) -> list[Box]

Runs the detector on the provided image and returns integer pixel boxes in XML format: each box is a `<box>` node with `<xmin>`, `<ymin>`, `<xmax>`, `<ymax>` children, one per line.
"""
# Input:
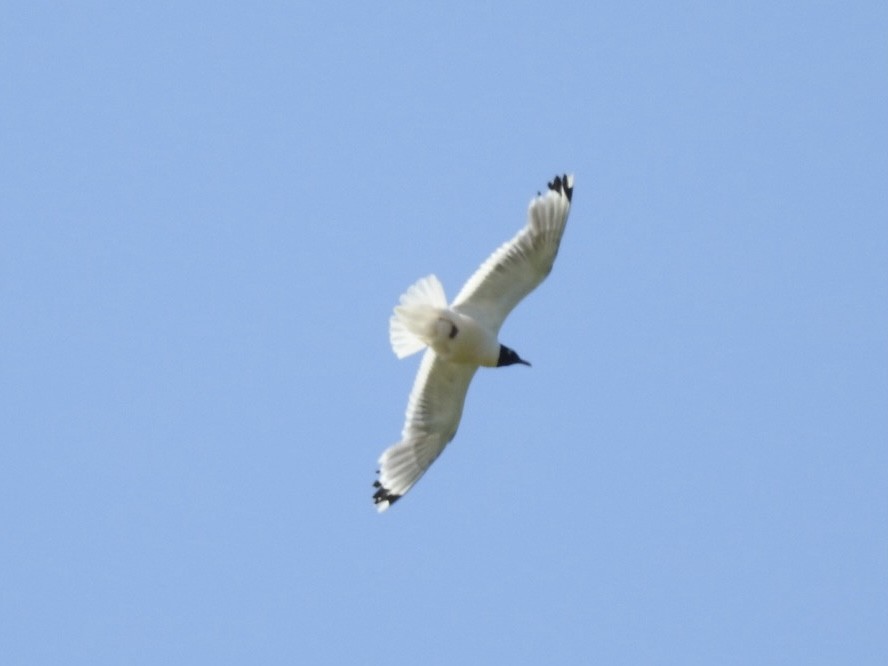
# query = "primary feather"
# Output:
<box><xmin>373</xmin><ymin>174</ymin><xmax>574</xmax><ymax>511</ymax></box>
<box><xmin>453</xmin><ymin>174</ymin><xmax>574</xmax><ymax>333</ymax></box>
<box><xmin>374</xmin><ymin>352</ymin><xmax>477</xmax><ymax>505</ymax></box>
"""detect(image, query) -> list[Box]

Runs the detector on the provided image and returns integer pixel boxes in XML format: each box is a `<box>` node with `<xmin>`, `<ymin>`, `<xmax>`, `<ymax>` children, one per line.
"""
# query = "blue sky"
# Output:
<box><xmin>2</xmin><ymin>1</ymin><xmax>886</xmax><ymax>664</ymax></box>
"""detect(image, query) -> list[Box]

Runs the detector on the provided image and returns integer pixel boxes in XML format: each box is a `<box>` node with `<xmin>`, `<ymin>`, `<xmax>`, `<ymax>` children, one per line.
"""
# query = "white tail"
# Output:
<box><xmin>389</xmin><ymin>274</ymin><xmax>448</xmax><ymax>358</ymax></box>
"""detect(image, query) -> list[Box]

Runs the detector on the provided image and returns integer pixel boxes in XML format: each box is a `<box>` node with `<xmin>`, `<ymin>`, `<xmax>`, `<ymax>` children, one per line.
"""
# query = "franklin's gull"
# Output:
<box><xmin>373</xmin><ymin>174</ymin><xmax>574</xmax><ymax>511</ymax></box>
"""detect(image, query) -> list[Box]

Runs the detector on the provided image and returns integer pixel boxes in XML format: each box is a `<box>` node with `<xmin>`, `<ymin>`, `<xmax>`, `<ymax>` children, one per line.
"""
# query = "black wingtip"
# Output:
<box><xmin>372</xmin><ymin>480</ymin><xmax>402</xmax><ymax>508</ymax></box>
<box><xmin>547</xmin><ymin>174</ymin><xmax>573</xmax><ymax>203</ymax></box>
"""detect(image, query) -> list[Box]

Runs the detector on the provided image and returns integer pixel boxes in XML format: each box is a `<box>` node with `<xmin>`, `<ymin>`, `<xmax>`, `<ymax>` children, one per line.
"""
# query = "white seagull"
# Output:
<box><xmin>373</xmin><ymin>174</ymin><xmax>575</xmax><ymax>511</ymax></box>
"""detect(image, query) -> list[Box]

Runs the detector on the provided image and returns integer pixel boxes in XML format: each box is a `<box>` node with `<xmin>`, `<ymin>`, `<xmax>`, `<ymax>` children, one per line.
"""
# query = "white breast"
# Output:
<box><xmin>426</xmin><ymin>310</ymin><xmax>500</xmax><ymax>367</ymax></box>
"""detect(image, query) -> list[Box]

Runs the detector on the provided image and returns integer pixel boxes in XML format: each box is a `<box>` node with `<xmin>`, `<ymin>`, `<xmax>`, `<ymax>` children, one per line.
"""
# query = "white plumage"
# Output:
<box><xmin>373</xmin><ymin>174</ymin><xmax>574</xmax><ymax>511</ymax></box>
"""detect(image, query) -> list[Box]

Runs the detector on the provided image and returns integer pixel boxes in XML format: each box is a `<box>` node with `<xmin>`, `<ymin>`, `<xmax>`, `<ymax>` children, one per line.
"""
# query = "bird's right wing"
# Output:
<box><xmin>374</xmin><ymin>350</ymin><xmax>478</xmax><ymax>511</ymax></box>
<box><xmin>451</xmin><ymin>174</ymin><xmax>573</xmax><ymax>334</ymax></box>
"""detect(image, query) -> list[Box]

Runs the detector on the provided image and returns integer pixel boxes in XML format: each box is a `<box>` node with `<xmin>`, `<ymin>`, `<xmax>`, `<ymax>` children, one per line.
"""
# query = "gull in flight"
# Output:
<box><xmin>373</xmin><ymin>174</ymin><xmax>575</xmax><ymax>511</ymax></box>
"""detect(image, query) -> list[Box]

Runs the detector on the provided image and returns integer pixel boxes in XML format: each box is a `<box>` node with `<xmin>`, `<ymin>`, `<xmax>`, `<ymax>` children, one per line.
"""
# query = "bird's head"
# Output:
<box><xmin>497</xmin><ymin>345</ymin><xmax>531</xmax><ymax>367</ymax></box>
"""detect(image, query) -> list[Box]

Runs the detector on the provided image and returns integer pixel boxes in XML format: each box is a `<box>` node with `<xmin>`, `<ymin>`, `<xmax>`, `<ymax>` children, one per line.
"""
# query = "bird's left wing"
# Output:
<box><xmin>374</xmin><ymin>349</ymin><xmax>478</xmax><ymax>511</ymax></box>
<box><xmin>451</xmin><ymin>174</ymin><xmax>574</xmax><ymax>334</ymax></box>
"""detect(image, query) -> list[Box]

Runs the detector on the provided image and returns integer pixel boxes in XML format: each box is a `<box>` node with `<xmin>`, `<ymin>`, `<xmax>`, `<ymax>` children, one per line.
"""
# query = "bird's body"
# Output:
<box><xmin>374</xmin><ymin>174</ymin><xmax>574</xmax><ymax>511</ymax></box>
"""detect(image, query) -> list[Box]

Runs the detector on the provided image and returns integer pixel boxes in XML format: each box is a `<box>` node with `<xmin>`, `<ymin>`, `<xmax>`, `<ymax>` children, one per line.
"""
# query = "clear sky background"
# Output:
<box><xmin>2</xmin><ymin>2</ymin><xmax>886</xmax><ymax>664</ymax></box>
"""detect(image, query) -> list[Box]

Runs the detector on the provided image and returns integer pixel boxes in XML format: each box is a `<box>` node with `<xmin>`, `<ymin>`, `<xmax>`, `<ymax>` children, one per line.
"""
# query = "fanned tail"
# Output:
<box><xmin>389</xmin><ymin>274</ymin><xmax>448</xmax><ymax>359</ymax></box>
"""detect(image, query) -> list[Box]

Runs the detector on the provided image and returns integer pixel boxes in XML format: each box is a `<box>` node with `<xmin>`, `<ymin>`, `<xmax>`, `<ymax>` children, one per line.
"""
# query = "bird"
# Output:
<box><xmin>373</xmin><ymin>174</ymin><xmax>574</xmax><ymax>511</ymax></box>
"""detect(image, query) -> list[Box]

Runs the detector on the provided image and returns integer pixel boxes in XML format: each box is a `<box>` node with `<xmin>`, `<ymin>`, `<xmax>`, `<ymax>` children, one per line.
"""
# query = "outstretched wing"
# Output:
<box><xmin>374</xmin><ymin>349</ymin><xmax>478</xmax><ymax>511</ymax></box>
<box><xmin>451</xmin><ymin>174</ymin><xmax>574</xmax><ymax>334</ymax></box>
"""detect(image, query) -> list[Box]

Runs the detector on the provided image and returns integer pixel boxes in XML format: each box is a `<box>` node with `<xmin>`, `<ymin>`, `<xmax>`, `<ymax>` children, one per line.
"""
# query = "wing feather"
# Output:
<box><xmin>374</xmin><ymin>349</ymin><xmax>478</xmax><ymax>511</ymax></box>
<box><xmin>451</xmin><ymin>174</ymin><xmax>574</xmax><ymax>333</ymax></box>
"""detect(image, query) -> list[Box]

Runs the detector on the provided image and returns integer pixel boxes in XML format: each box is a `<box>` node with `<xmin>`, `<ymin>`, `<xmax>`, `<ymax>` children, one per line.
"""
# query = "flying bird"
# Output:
<box><xmin>373</xmin><ymin>174</ymin><xmax>575</xmax><ymax>511</ymax></box>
